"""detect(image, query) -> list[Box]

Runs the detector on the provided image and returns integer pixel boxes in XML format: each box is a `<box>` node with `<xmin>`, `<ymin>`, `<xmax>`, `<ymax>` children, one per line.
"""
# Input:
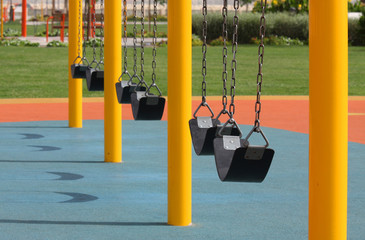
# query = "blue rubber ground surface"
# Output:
<box><xmin>0</xmin><ymin>120</ymin><xmax>364</xmax><ymax>240</ymax></box>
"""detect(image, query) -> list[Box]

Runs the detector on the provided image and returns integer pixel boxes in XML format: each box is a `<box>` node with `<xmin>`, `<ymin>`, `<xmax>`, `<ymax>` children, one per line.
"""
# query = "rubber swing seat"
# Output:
<box><xmin>71</xmin><ymin>64</ymin><xmax>88</xmax><ymax>79</ymax></box>
<box><xmin>86</xmin><ymin>68</ymin><xmax>104</xmax><ymax>91</ymax></box>
<box><xmin>130</xmin><ymin>91</ymin><xmax>165</xmax><ymax>120</ymax></box>
<box><xmin>189</xmin><ymin>118</ymin><xmax>241</xmax><ymax>155</ymax></box>
<box><xmin>213</xmin><ymin>136</ymin><xmax>274</xmax><ymax>182</ymax></box>
<box><xmin>115</xmin><ymin>81</ymin><xmax>146</xmax><ymax>104</ymax></box>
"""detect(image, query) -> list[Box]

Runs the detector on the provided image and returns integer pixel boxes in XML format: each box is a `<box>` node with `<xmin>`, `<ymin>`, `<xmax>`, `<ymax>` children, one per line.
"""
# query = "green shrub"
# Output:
<box><xmin>251</xmin><ymin>35</ymin><xmax>304</xmax><ymax>45</ymax></box>
<box><xmin>35</xmin><ymin>30</ymin><xmax>60</xmax><ymax>37</ymax></box>
<box><xmin>3</xmin><ymin>28</ymin><xmax>21</xmax><ymax>37</ymax></box>
<box><xmin>127</xmin><ymin>15</ymin><xmax>167</xmax><ymax>22</ymax></box>
<box><xmin>46</xmin><ymin>40</ymin><xmax>68</xmax><ymax>47</ymax></box>
<box><xmin>157</xmin><ymin>40</ymin><xmax>167</xmax><ymax>47</ymax></box>
<box><xmin>349</xmin><ymin>18</ymin><xmax>361</xmax><ymax>45</ymax></box>
<box><xmin>209</xmin><ymin>36</ymin><xmax>232</xmax><ymax>46</ymax></box>
<box><xmin>356</xmin><ymin>9</ymin><xmax>365</xmax><ymax>46</ymax></box>
<box><xmin>126</xmin><ymin>31</ymin><xmax>167</xmax><ymax>38</ymax></box>
<box><xmin>0</xmin><ymin>38</ymin><xmax>40</xmax><ymax>47</ymax></box>
<box><xmin>192</xmin><ymin>12</ymin><xmax>223</xmax><ymax>43</ymax></box>
<box><xmin>236</xmin><ymin>13</ymin><xmax>261</xmax><ymax>44</ymax></box>
<box><xmin>192</xmin><ymin>34</ymin><xmax>203</xmax><ymax>46</ymax></box>
<box><xmin>252</xmin><ymin>0</ymin><xmax>309</xmax><ymax>13</ymax></box>
<box><xmin>192</xmin><ymin>12</ymin><xmax>309</xmax><ymax>44</ymax></box>
<box><xmin>85</xmin><ymin>38</ymin><xmax>103</xmax><ymax>47</ymax></box>
<box><xmin>348</xmin><ymin>1</ymin><xmax>365</xmax><ymax>12</ymax></box>
<box><xmin>266</xmin><ymin>13</ymin><xmax>308</xmax><ymax>41</ymax></box>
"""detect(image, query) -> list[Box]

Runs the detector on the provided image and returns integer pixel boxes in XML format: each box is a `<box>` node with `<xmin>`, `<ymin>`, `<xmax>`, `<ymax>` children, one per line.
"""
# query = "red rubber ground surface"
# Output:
<box><xmin>0</xmin><ymin>96</ymin><xmax>364</xmax><ymax>144</ymax></box>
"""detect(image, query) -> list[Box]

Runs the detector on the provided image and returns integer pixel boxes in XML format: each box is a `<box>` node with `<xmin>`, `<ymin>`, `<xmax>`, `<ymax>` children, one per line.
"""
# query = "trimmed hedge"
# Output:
<box><xmin>192</xmin><ymin>12</ymin><xmax>363</xmax><ymax>45</ymax></box>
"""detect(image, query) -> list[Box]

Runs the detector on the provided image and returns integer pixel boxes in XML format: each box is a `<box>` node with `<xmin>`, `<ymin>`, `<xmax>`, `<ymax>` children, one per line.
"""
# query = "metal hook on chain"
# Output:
<box><xmin>192</xmin><ymin>0</ymin><xmax>215</xmax><ymax>119</ymax></box>
<box><xmin>246</xmin><ymin>0</ymin><xmax>270</xmax><ymax>147</ymax></box>
<box><xmin>144</xmin><ymin>0</ymin><xmax>163</xmax><ymax>97</ymax></box>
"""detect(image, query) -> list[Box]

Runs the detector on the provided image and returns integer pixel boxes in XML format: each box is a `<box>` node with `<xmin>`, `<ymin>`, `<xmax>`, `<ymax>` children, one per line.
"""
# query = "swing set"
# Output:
<box><xmin>71</xmin><ymin>0</ymin><xmax>104</xmax><ymax>91</ymax></box>
<box><xmin>67</xmin><ymin>0</ymin><xmax>348</xmax><ymax>237</ymax></box>
<box><xmin>189</xmin><ymin>0</ymin><xmax>273</xmax><ymax>182</ymax></box>
<box><xmin>72</xmin><ymin>0</ymin><xmax>274</xmax><ymax>182</ymax></box>
<box><xmin>115</xmin><ymin>0</ymin><xmax>165</xmax><ymax>120</ymax></box>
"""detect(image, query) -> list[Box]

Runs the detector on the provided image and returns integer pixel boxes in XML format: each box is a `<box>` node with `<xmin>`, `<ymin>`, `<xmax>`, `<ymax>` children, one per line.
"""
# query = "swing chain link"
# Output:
<box><xmin>82</xmin><ymin>0</ymin><xmax>88</xmax><ymax>65</ymax></box>
<box><xmin>229</xmin><ymin>0</ymin><xmax>239</xmax><ymax>118</ymax></box>
<box><xmin>254</xmin><ymin>0</ymin><xmax>267</xmax><ymax>130</ymax></box>
<box><xmin>132</xmin><ymin>0</ymin><xmax>138</xmax><ymax>76</ymax></box>
<box><xmin>192</xmin><ymin>0</ymin><xmax>214</xmax><ymax>118</ymax></box>
<box><xmin>77</xmin><ymin>0</ymin><xmax>81</xmax><ymax>58</ymax></box>
<box><xmin>221</xmin><ymin>0</ymin><xmax>228</xmax><ymax>116</ymax></box>
<box><xmin>89</xmin><ymin>0</ymin><xmax>97</xmax><ymax>66</ymax></box>
<box><xmin>146</xmin><ymin>0</ymin><xmax>162</xmax><ymax>96</ymax></box>
<box><xmin>91</xmin><ymin>1</ymin><xmax>97</xmax><ymax>64</ymax></box>
<box><xmin>99</xmin><ymin>0</ymin><xmax>104</xmax><ymax>66</ymax></box>
<box><xmin>151</xmin><ymin>0</ymin><xmax>158</xmax><ymax>88</ymax></box>
<box><xmin>79</xmin><ymin>0</ymin><xmax>89</xmax><ymax>65</ymax></box>
<box><xmin>140</xmin><ymin>0</ymin><xmax>145</xmax><ymax>81</ymax></box>
<box><xmin>123</xmin><ymin>0</ymin><xmax>128</xmax><ymax>72</ymax></box>
<box><xmin>201</xmin><ymin>0</ymin><xmax>208</xmax><ymax>104</ymax></box>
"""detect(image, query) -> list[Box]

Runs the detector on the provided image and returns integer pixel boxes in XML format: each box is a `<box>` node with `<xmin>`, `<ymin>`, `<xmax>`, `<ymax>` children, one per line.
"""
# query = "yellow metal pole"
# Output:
<box><xmin>104</xmin><ymin>0</ymin><xmax>121</xmax><ymax>163</ymax></box>
<box><xmin>167</xmin><ymin>0</ymin><xmax>192</xmax><ymax>226</ymax></box>
<box><xmin>309</xmin><ymin>1</ymin><xmax>348</xmax><ymax>240</ymax></box>
<box><xmin>68</xmin><ymin>0</ymin><xmax>83</xmax><ymax>128</ymax></box>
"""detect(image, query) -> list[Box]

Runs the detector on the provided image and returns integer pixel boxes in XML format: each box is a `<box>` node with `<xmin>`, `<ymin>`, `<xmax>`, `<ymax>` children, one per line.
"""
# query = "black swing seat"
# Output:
<box><xmin>86</xmin><ymin>68</ymin><xmax>104</xmax><ymax>91</ymax></box>
<box><xmin>115</xmin><ymin>81</ymin><xmax>146</xmax><ymax>104</ymax></box>
<box><xmin>189</xmin><ymin>118</ymin><xmax>241</xmax><ymax>155</ymax></box>
<box><xmin>71</xmin><ymin>63</ymin><xmax>88</xmax><ymax>79</ymax></box>
<box><xmin>213</xmin><ymin>136</ymin><xmax>274</xmax><ymax>182</ymax></box>
<box><xmin>130</xmin><ymin>91</ymin><xmax>165</xmax><ymax>120</ymax></box>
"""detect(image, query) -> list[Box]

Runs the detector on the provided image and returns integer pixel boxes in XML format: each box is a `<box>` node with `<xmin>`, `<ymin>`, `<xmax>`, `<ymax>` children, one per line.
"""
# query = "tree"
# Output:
<box><xmin>240</xmin><ymin>0</ymin><xmax>254</xmax><ymax>5</ymax></box>
<box><xmin>240</xmin><ymin>0</ymin><xmax>255</xmax><ymax>12</ymax></box>
<box><xmin>157</xmin><ymin>0</ymin><xmax>167</xmax><ymax>5</ymax></box>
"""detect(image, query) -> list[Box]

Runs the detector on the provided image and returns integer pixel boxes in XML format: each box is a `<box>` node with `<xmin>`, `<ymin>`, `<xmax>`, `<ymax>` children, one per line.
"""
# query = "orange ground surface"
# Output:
<box><xmin>0</xmin><ymin>96</ymin><xmax>364</xmax><ymax>144</ymax></box>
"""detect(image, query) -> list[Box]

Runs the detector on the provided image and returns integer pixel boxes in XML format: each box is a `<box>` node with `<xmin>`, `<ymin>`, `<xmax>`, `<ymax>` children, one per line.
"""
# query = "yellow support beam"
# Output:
<box><xmin>167</xmin><ymin>0</ymin><xmax>192</xmax><ymax>226</ymax></box>
<box><xmin>309</xmin><ymin>1</ymin><xmax>348</xmax><ymax>239</ymax></box>
<box><xmin>68</xmin><ymin>0</ymin><xmax>83</xmax><ymax>128</ymax></box>
<box><xmin>104</xmin><ymin>0</ymin><xmax>121</xmax><ymax>163</ymax></box>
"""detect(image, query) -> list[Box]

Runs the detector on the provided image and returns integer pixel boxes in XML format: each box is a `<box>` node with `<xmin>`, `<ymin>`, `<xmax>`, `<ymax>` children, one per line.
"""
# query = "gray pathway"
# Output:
<box><xmin>18</xmin><ymin>36</ymin><xmax>167</xmax><ymax>47</ymax></box>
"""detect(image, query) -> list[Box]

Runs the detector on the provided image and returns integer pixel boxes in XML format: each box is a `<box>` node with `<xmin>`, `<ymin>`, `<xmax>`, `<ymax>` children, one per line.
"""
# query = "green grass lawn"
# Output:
<box><xmin>3</xmin><ymin>20</ymin><xmax>45</xmax><ymax>36</ymax></box>
<box><xmin>0</xmin><ymin>45</ymin><xmax>364</xmax><ymax>98</ymax></box>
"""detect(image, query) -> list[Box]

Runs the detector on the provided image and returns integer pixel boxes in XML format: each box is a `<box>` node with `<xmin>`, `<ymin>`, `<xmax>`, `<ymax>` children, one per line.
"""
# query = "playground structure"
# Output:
<box><xmin>67</xmin><ymin>1</ymin><xmax>349</xmax><ymax>239</ymax></box>
<box><xmin>0</xmin><ymin>0</ymin><xmax>103</xmax><ymax>41</ymax></box>
<box><xmin>0</xmin><ymin>0</ymin><xmax>350</xmax><ymax>238</ymax></box>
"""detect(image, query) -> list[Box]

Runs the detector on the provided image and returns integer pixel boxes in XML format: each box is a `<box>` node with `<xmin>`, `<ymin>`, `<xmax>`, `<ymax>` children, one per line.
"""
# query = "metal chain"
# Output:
<box><xmin>192</xmin><ymin>0</ymin><xmax>214</xmax><ymax>118</ymax></box>
<box><xmin>140</xmin><ymin>0</ymin><xmax>145</xmax><ymax>82</ymax></box>
<box><xmin>99</xmin><ymin>0</ymin><xmax>104</xmax><ymax>67</ymax></box>
<box><xmin>82</xmin><ymin>8</ymin><xmax>88</xmax><ymax>64</ymax></box>
<box><xmin>80</xmin><ymin>0</ymin><xmax>87</xmax><ymax>64</ymax></box>
<box><xmin>229</xmin><ymin>0</ymin><xmax>239</xmax><ymax>118</ymax></box>
<box><xmin>91</xmin><ymin>0</ymin><xmax>97</xmax><ymax>65</ymax></box>
<box><xmin>201</xmin><ymin>0</ymin><xmax>208</xmax><ymax>104</ymax></box>
<box><xmin>220</xmin><ymin>0</ymin><xmax>228</xmax><ymax>116</ymax></box>
<box><xmin>122</xmin><ymin>0</ymin><xmax>128</xmax><ymax>72</ymax></box>
<box><xmin>151</xmin><ymin>0</ymin><xmax>158</xmax><ymax>89</ymax></box>
<box><xmin>254</xmin><ymin>0</ymin><xmax>267</xmax><ymax>130</ymax></box>
<box><xmin>132</xmin><ymin>0</ymin><xmax>139</xmax><ymax>78</ymax></box>
<box><xmin>77</xmin><ymin>0</ymin><xmax>81</xmax><ymax>58</ymax></box>
<box><xmin>117</xmin><ymin>0</ymin><xmax>131</xmax><ymax>82</ymax></box>
<box><xmin>145</xmin><ymin>0</ymin><xmax>162</xmax><ymax>96</ymax></box>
